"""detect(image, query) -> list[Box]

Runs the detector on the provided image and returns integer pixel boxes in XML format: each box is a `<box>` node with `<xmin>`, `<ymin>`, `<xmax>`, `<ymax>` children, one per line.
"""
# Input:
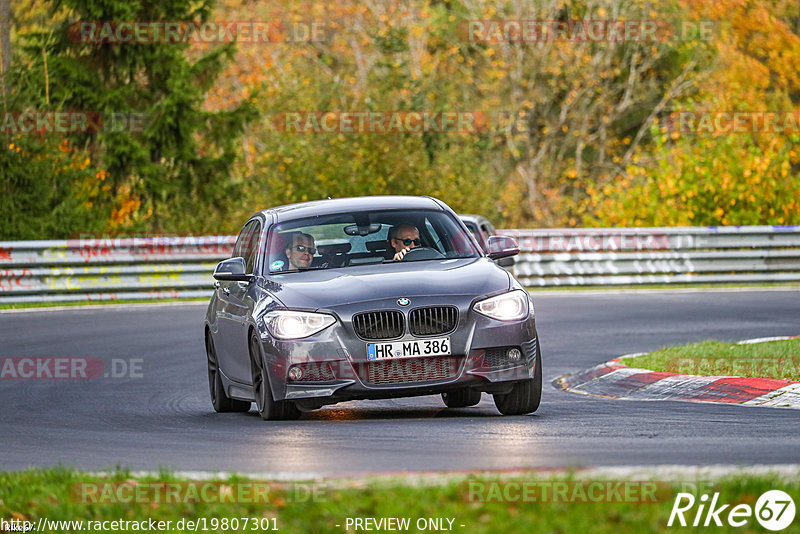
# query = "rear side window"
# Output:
<box><xmin>463</xmin><ymin>222</ymin><xmax>486</xmax><ymax>252</ymax></box>
<box><xmin>233</xmin><ymin>220</ymin><xmax>261</xmax><ymax>274</ymax></box>
<box><xmin>464</xmin><ymin>223</ymin><xmax>481</xmax><ymax>243</ymax></box>
<box><xmin>233</xmin><ymin>221</ymin><xmax>254</xmax><ymax>258</ymax></box>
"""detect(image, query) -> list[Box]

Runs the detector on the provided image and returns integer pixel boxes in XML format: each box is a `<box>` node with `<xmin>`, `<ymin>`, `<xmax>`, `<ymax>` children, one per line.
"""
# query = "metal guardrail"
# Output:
<box><xmin>0</xmin><ymin>236</ymin><xmax>235</xmax><ymax>303</ymax></box>
<box><xmin>501</xmin><ymin>226</ymin><xmax>800</xmax><ymax>286</ymax></box>
<box><xmin>0</xmin><ymin>226</ymin><xmax>798</xmax><ymax>303</ymax></box>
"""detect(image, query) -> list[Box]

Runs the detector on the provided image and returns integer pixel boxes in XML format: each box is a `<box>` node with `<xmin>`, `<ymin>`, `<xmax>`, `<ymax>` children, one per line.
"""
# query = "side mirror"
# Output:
<box><xmin>487</xmin><ymin>236</ymin><xmax>519</xmax><ymax>260</ymax></box>
<box><xmin>213</xmin><ymin>257</ymin><xmax>251</xmax><ymax>281</ymax></box>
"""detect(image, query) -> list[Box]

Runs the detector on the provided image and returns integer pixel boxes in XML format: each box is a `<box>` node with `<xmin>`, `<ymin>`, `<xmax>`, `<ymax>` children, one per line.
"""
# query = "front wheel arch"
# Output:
<box><xmin>248</xmin><ymin>329</ymin><xmax>301</xmax><ymax>421</ymax></box>
<box><xmin>492</xmin><ymin>351</ymin><xmax>542</xmax><ymax>416</ymax></box>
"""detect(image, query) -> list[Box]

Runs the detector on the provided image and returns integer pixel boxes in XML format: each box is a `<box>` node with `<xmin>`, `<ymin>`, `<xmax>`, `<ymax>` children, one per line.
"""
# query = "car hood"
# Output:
<box><xmin>263</xmin><ymin>257</ymin><xmax>510</xmax><ymax>310</ymax></box>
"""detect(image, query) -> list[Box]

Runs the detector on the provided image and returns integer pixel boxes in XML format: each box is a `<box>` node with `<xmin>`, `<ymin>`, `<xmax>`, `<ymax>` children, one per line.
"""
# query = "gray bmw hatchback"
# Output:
<box><xmin>204</xmin><ymin>196</ymin><xmax>542</xmax><ymax>420</ymax></box>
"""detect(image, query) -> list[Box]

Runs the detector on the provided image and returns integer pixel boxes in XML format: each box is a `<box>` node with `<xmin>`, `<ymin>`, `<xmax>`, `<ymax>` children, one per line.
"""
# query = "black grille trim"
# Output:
<box><xmin>408</xmin><ymin>306</ymin><xmax>458</xmax><ymax>336</ymax></box>
<box><xmin>361</xmin><ymin>356</ymin><xmax>462</xmax><ymax>385</ymax></box>
<box><xmin>352</xmin><ymin>310</ymin><xmax>405</xmax><ymax>340</ymax></box>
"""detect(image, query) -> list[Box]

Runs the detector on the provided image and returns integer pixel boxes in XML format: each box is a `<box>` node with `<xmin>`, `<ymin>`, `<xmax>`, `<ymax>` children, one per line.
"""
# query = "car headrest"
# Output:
<box><xmin>366</xmin><ymin>240</ymin><xmax>390</xmax><ymax>252</ymax></box>
<box><xmin>317</xmin><ymin>242</ymin><xmax>351</xmax><ymax>256</ymax></box>
<box><xmin>268</xmin><ymin>233</ymin><xmax>288</xmax><ymax>255</ymax></box>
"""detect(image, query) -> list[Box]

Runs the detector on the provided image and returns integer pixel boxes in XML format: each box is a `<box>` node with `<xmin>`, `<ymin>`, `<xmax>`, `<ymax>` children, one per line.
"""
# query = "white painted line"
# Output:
<box><xmin>609</xmin><ymin>352</ymin><xmax>647</xmax><ymax>363</ymax></box>
<box><xmin>570</xmin><ymin>368</ymin><xmax>651</xmax><ymax>395</ymax></box>
<box><xmin>528</xmin><ymin>287</ymin><xmax>800</xmax><ymax>296</ymax></box>
<box><xmin>559</xmin><ymin>334</ymin><xmax>800</xmax><ymax>410</ymax></box>
<box><xmin>743</xmin><ymin>382</ymin><xmax>800</xmax><ymax>409</ymax></box>
<box><xmin>572</xmin><ymin>367</ymin><xmax>644</xmax><ymax>385</ymax></box>
<box><xmin>622</xmin><ymin>375</ymin><xmax>719</xmax><ymax>400</ymax></box>
<box><xmin>89</xmin><ymin>464</ymin><xmax>800</xmax><ymax>483</ymax></box>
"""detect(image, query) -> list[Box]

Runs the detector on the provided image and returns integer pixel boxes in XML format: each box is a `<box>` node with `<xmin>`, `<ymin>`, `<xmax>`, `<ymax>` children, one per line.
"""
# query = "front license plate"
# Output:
<box><xmin>367</xmin><ymin>337</ymin><xmax>451</xmax><ymax>360</ymax></box>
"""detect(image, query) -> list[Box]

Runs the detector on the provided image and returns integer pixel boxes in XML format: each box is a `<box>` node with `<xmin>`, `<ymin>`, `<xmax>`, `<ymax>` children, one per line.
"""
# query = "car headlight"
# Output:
<box><xmin>473</xmin><ymin>290</ymin><xmax>531</xmax><ymax>321</ymax></box>
<box><xmin>265</xmin><ymin>310</ymin><xmax>336</xmax><ymax>339</ymax></box>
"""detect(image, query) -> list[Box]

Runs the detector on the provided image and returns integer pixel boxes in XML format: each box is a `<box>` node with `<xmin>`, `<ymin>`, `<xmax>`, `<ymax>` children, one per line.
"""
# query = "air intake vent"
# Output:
<box><xmin>483</xmin><ymin>347</ymin><xmax>520</xmax><ymax>369</ymax></box>
<box><xmin>352</xmin><ymin>310</ymin><xmax>404</xmax><ymax>340</ymax></box>
<box><xmin>362</xmin><ymin>357</ymin><xmax>461</xmax><ymax>385</ymax></box>
<box><xmin>409</xmin><ymin>306</ymin><xmax>458</xmax><ymax>336</ymax></box>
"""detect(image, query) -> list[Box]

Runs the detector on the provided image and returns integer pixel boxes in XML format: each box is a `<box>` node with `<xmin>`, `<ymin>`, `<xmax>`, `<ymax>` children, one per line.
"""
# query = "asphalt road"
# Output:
<box><xmin>1</xmin><ymin>290</ymin><xmax>799</xmax><ymax>475</ymax></box>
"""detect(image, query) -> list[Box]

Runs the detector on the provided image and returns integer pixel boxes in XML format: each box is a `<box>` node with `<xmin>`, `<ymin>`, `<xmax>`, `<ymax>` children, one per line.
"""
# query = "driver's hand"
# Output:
<box><xmin>393</xmin><ymin>247</ymin><xmax>411</xmax><ymax>261</ymax></box>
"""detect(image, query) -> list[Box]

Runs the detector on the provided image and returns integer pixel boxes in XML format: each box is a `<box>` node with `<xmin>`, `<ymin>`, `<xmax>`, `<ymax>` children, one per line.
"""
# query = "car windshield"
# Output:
<box><xmin>266</xmin><ymin>209</ymin><xmax>482</xmax><ymax>273</ymax></box>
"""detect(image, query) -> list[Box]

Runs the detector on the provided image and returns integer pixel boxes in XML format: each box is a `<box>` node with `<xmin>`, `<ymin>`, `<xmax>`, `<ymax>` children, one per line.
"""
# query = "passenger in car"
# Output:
<box><xmin>286</xmin><ymin>232</ymin><xmax>316</xmax><ymax>270</ymax></box>
<box><xmin>389</xmin><ymin>224</ymin><xmax>421</xmax><ymax>261</ymax></box>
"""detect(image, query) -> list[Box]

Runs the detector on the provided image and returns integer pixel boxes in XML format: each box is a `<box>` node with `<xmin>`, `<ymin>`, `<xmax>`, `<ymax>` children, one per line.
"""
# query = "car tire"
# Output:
<box><xmin>441</xmin><ymin>389</ymin><xmax>482</xmax><ymax>408</ymax></box>
<box><xmin>206</xmin><ymin>332</ymin><xmax>251</xmax><ymax>413</ymax></box>
<box><xmin>249</xmin><ymin>332</ymin><xmax>302</xmax><ymax>421</ymax></box>
<box><xmin>493</xmin><ymin>353</ymin><xmax>542</xmax><ymax>416</ymax></box>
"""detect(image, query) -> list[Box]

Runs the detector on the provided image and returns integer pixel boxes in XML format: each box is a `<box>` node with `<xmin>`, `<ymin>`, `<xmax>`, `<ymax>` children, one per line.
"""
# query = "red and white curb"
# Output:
<box><xmin>557</xmin><ymin>336</ymin><xmax>800</xmax><ymax>409</ymax></box>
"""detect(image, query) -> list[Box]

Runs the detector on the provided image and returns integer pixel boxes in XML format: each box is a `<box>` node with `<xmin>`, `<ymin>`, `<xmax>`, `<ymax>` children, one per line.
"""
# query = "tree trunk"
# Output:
<box><xmin>0</xmin><ymin>0</ymin><xmax>10</xmax><ymax>107</ymax></box>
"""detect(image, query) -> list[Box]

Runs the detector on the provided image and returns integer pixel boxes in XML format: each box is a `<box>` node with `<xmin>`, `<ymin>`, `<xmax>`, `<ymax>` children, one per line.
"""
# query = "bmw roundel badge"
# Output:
<box><xmin>397</xmin><ymin>298</ymin><xmax>410</xmax><ymax>306</ymax></box>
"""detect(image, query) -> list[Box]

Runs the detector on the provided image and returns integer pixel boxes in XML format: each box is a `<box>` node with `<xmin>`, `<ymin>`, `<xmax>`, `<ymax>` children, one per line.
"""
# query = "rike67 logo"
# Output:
<box><xmin>669</xmin><ymin>490</ymin><xmax>795</xmax><ymax>531</ymax></box>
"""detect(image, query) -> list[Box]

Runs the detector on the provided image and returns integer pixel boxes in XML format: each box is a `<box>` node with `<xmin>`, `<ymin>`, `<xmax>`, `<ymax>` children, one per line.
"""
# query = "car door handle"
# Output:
<box><xmin>222</xmin><ymin>287</ymin><xmax>230</xmax><ymax>295</ymax></box>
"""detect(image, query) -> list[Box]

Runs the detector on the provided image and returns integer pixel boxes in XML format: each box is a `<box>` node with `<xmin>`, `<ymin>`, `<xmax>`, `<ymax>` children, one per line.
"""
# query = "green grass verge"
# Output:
<box><xmin>1</xmin><ymin>468</ymin><xmax>799</xmax><ymax>533</ymax></box>
<box><xmin>0</xmin><ymin>298</ymin><xmax>207</xmax><ymax>310</ymax></box>
<box><xmin>620</xmin><ymin>339</ymin><xmax>800</xmax><ymax>380</ymax></box>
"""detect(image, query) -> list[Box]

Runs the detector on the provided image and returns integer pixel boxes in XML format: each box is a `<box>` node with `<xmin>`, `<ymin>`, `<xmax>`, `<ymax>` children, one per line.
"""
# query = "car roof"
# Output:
<box><xmin>459</xmin><ymin>214</ymin><xmax>490</xmax><ymax>225</ymax></box>
<box><xmin>257</xmin><ymin>196</ymin><xmax>447</xmax><ymax>223</ymax></box>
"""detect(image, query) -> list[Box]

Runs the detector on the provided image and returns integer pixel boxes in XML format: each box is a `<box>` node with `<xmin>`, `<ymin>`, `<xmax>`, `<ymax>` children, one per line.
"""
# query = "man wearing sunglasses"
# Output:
<box><xmin>389</xmin><ymin>224</ymin><xmax>421</xmax><ymax>261</ymax></box>
<box><xmin>285</xmin><ymin>232</ymin><xmax>316</xmax><ymax>270</ymax></box>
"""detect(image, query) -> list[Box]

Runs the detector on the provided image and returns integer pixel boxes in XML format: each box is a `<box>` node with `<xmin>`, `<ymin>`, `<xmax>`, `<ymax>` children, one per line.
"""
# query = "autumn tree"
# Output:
<box><xmin>5</xmin><ymin>0</ymin><xmax>799</xmax><ymax>236</ymax></box>
<box><xmin>3</xmin><ymin>0</ymin><xmax>255</xmax><ymax>237</ymax></box>
<box><xmin>204</xmin><ymin>0</ymin><xmax>711</xmax><ymax>228</ymax></box>
<box><xmin>587</xmin><ymin>0</ymin><xmax>800</xmax><ymax>227</ymax></box>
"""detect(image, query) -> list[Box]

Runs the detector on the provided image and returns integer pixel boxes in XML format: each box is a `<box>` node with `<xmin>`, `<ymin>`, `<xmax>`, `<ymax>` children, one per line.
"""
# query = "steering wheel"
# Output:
<box><xmin>399</xmin><ymin>247</ymin><xmax>446</xmax><ymax>261</ymax></box>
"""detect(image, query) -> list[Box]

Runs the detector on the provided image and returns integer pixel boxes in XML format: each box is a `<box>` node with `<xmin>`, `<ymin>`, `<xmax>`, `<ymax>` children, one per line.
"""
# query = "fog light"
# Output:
<box><xmin>506</xmin><ymin>348</ymin><xmax>522</xmax><ymax>361</ymax></box>
<box><xmin>288</xmin><ymin>366</ymin><xmax>303</xmax><ymax>380</ymax></box>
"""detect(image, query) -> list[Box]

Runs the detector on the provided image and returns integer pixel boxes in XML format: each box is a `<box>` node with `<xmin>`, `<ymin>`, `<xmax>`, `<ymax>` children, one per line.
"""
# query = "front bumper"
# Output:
<box><xmin>258</xmin><ymin>297</ymin><xmax>540</xmax><ymax>408</ymax></box>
